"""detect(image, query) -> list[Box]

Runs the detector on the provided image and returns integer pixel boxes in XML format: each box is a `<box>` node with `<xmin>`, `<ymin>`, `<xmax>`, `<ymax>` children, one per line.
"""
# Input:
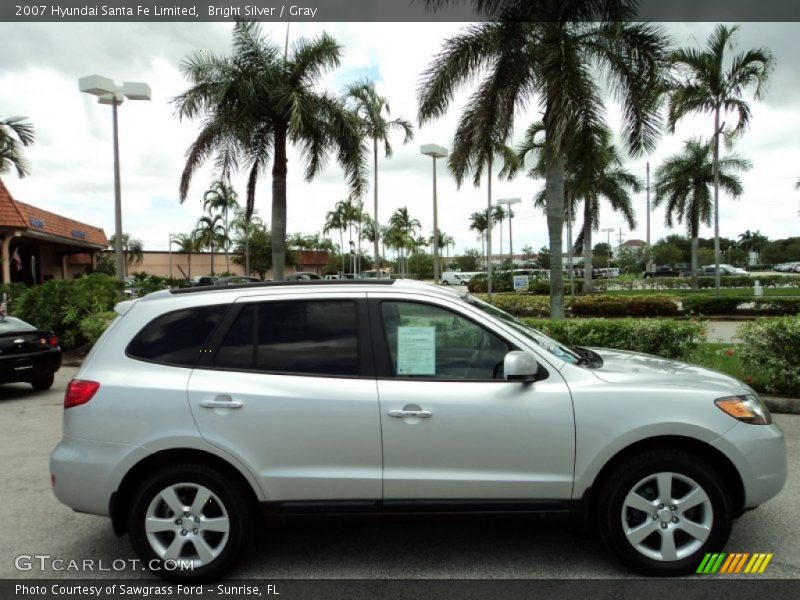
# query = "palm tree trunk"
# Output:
<box><xmin>210</xmin><ymin>244</ymin><xmax>215</xmax><ymax>276</ymax></box>
<box><xmin>691</xmin><ymin>223</ymin><xmax>699</xmax><ymax>291</ymax></box>
<box><xmin>340</xmin><ymin>230</ymin><xmax>345</xmax><ymax>274</ymax></box>
<box><xmin>713</xmin><ymin>107</ymin><xmax>721</xmax><ymax>297</ymax></box>
<box><xmin>224</xmin><ymin>207</ymin><xmax>230</xmax><ymax>274</ymax></box>
<box><xmin>187</xmin><ymin>253</ymin><xmax>192</xmax><ymax>279</ymax></box>
<box><xmin>245</xmin><ymin>228</ymin><xmax>250</xmax><ymax>276</ymax></box>
<box><xmin>271</xmin><ymin>125</ymin><xmax>288</xmax><ymax>281</ymax></box>
<box><xmin>545</xmin><ymin>144</ymin><xmax>566</xmax><ymax>320</ymax></box>
<box><xmin>373</xmin><ymin>137</ymin><xmax>380</xmax><ymax>269</ymax></box>
<box><xmin>583</xmin><ymin>199</ymin><xmax>593</xmax><ymax>293</ymax></box>
<box><xmin>486</xmin><ymin>159</ymin><xmax>493</xmax><ymax>299</ymax></box>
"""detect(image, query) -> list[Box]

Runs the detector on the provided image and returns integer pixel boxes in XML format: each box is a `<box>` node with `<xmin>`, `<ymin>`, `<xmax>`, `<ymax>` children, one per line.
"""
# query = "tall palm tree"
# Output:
<box><xmin>469</xmin><ymin>210</ymin><xmax>489</xmax><ymax>268</ymax></box>
<box><xmin>344</xmin><ymin>80</ymin><xmax>414</xmax><ymax>267</ymax></box>
<box><xmin>492</xmin><ymin>205</ymin><xmax>507</xmax><ymax>256</ymax></box>
<box><xmin>653</xmin><ymin>139</ymin><xmax>751</xmax><ymax>290</ymax></box>
<box><xmin>175</xmin><ymin>22</ymin><xmax>367</xmax><ymax>281</ymax></box>
<box><xmin>323</xmin><ymin>201</ymin><xmax>348</xmax><ymax>274</ymax></box>
<box><xmin>109</xmin><ymin>233</ymin><xmax>143</xmax><ymax>277</ymax></box>
<box><xmin>418</xmin><ymin>1</ymin><xmax>667</xmax><ymax>318</ymax></box>
<box><xmin>203</xmin><ymin>180</ymin><xmax>239</xmax><ymax>273</ymax></box>
<box><xmin>230</xmin><ymin>210</ymin><xmax>263</xmax><ymax>277</ymax></box>
<box><xmin>0</xmin><ymin>116</ymin><xmax>35</xmax><ymax>178</ymax></box>
<box><xmin>195</xmin><ymin>214</ymin><xmax>226</xmax><ymax>275</ymax></box>
<box><xmin>388</xmin><ymin>207</ymin><xmax>421</xmax><ymax>277</ymax></box>
<box><xmin>172</xmin><ymin>231</ymin><xmax>203</xmax><ymax>279</ymax></box>
<box><xmin>667</xmin><ymin>24</ymin><xmax>773</xmax><ymax>295</ymax></box>
<box><xmin>737</xmin><ymin>229</ymin><xmax>767</xmax><ymax>263</ymax></box>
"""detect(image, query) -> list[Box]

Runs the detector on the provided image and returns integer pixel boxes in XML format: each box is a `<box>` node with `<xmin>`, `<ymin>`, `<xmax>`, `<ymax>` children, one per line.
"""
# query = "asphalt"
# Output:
<box><xmin>0</xmin><ymin>367</ymin><xmax>798</xmax><ymax>580</ymax></box>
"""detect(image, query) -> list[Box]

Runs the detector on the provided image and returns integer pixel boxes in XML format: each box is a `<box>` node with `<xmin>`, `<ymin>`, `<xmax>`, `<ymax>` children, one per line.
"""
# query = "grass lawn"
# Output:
<box><xmin>601</xmin><ymin>287</ymin><xmax>800</xmax><ymax>297</ymax></box>
<box><xmin>684</xmin><ymin>343</ymin><xmax>768</xmax><ymax>391</ymax></box>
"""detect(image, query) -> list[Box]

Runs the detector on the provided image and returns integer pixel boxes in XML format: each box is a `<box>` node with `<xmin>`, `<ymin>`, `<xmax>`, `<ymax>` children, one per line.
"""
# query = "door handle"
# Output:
<box><xmin>200</xmin><ymin>396</ymin><xmax>243</xmax><ymax>409</ymax></box>
<box><xmin>388</xmin><ymin>409</ymin><xmax>432</xmax><ymax>419</ymax></box>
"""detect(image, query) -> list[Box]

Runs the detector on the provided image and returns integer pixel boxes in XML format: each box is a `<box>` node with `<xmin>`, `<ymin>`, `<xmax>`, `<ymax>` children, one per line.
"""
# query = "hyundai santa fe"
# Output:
<box><xmin>50</xmin><ymin>280</ymin><xmax>786</xmax><ymax>580</ymax></box>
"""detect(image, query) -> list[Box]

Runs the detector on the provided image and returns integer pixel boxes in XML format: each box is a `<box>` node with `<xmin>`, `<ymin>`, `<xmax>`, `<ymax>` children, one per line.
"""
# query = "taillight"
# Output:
<box><xmin>49</xmin><ymin>335</ymin><xmax>59</xmax><ymax>348</ymax></box>
<box><xmin>64</xmin><ymin>380</ymin><xmax>100</xmax><ymax>409</ymax></box>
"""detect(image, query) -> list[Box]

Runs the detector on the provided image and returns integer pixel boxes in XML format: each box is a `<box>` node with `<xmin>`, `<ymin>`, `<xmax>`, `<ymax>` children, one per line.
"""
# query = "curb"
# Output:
<box><xmin>761</xmin><ymin>396</ymin><xmax>800</xmax><ymax>416</ymax></box>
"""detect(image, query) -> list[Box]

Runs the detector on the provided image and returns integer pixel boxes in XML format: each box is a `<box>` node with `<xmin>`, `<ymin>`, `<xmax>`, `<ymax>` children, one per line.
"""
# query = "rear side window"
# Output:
<box><xmin>127</xmin><ymin>305</ymin><xmax>227</xmax><ymax>367</ymax></box>
<box><xmin>214</xmin><ymin>300</ymin><xmax>359</xmax><ymax>377</ymax></box>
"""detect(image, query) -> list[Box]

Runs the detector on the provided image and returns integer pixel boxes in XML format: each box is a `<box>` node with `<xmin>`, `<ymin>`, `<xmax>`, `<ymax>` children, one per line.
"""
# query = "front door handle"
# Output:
<box><xmin>200</xmin><ymin>396</ymin><xmax>243</xmax><ymax>409</ymax></box>
<box><xmin>388</xmin><ymin>409</ymin><xmax>432</xmax><ymax>419</ymax></box>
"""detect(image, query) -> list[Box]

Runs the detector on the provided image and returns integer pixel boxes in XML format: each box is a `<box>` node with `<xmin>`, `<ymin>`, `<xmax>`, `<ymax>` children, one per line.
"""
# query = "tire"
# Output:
<box><xmin>30</xmin><ymin>374</ymin><xmax>54</xmax><ymax>391</ymax></box>
<box><xmin>596</xmin><ymin>449</ymin><xmax>733</xmax><ymax>576</ymax></box>
<box><xmin>128</xmin><ymin>462</ymin><xmax>255</xmax><ymax>582</ymax></box>
<box><xmin>442</xmin><ymin>280</ymin><xmax>450</xmax><ymax>285</ymax></box>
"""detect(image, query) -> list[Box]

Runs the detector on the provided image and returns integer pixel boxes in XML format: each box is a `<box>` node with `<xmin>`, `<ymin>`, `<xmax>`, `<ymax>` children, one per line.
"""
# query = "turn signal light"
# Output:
<box><xmin>64</xmin><ymin>380</ymin><xmax>100</xmax><ymax>409</ymax></box>
<box><xmin>715</xmin><ymin>395</ymin><xmax>772</xmax><ymax>425</ymax></box>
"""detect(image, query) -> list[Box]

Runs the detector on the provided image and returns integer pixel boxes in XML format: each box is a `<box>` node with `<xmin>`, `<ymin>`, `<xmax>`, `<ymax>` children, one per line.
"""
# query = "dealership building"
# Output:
<box><xmin>0</xmin><ymin>178</ymin><xmax>109</xmax><ymax>285</ymax></box>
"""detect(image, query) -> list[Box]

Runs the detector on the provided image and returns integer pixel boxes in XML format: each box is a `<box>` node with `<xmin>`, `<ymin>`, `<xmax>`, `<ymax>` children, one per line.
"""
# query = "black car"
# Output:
<box><xmin>214</xmin><ymin>276</ymin><xmax>261</xmax><ymax>286</ymax></box>
<box><xmin>0</xmin><ymin>316</ymin><xmax>61</xmax><ymax>390</ymax></box>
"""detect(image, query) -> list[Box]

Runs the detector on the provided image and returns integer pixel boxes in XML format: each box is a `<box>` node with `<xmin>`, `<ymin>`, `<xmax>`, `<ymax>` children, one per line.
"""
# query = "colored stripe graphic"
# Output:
<box><xmin>699</xmin><ymin>552</ymin><xmax>773</xmax><ymax>574</ymax></box>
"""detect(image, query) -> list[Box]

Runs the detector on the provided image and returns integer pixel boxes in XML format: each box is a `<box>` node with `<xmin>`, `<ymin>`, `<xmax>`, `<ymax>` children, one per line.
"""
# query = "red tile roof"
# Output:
<box><xmin>0</xmin><ymin>177</ymin><xmax>108</xmax><ymax>248</ymax></box>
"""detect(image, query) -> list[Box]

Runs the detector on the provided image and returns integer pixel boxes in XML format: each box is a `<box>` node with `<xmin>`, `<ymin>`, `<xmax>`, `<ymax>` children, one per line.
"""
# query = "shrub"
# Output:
<box><xmin>682</xmin><ymin>295</ymin><xmax>800</xmax><ymax>316</ymax></box>
<box><xmin>0</xmin><ymin>282</ymin><xmax>29</xmax><ymax>314</ymax></box>
<box><xmin>485</xmin><ymin>294</ymin><xmax>552</xmax><ymax>317</ymax></box>
<box><xmin>681</xmin><ymin>295</ymin><xmax>740</xmax><ymax>315</ymax></box>
<box><xmin>79</xmin><ymin>311</ymin><xmax>118</xmax><ymax>346</ymax></box>
<box><xmin>571</xmin><ymin>294</ymin><xmax>679</xmax><ymax>317</ymax></box>
<box><xmin>523</xmin><ymin>318</ymin><xmax>707</xmax><ymax>360</ymax></box>
<box><xmin>738</xmin><ymin>317</ymin><xmax>800</xmax><ymax>395</ymax></box>
<box><xmin>466</xmin><ymin>272</ymin><xmax>514</xmax><ymax>293</ymax></box>
<box><xmin>13</xmin><ymin>274</ymin><xmax>123</xmax><ymax>349</ymax></box>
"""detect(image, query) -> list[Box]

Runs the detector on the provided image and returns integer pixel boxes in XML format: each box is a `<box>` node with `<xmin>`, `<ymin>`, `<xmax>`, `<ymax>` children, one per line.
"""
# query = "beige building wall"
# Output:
<box><xmin>125</xmin><ymin>251</ymin><xmax>247</xmax><ymax>278</ymax></box>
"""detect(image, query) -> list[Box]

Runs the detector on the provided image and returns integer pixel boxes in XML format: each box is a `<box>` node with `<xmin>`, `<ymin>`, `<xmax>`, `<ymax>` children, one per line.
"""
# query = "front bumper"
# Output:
<box><xmin>50</xmin><ymin>436</ymin><xmax>151</xmax><ymax>516</ymax></box>
<box><xmin>712</xmin><ymin>421</ymin><xmax>787</xmax><ymax>509</ymax></box>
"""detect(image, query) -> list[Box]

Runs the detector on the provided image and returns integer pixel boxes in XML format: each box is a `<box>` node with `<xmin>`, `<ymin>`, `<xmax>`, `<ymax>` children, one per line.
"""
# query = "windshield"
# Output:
<box><xmin>461</xmin><ymin>293</ymin><xmax>582</xmax><ymax>364</ymax></box>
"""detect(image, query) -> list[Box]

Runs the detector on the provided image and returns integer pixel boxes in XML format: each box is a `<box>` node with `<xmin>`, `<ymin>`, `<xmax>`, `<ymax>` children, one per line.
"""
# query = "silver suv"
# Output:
<box><xmin>50</xmin><ymin>280</ymin><xmax>786</xmax><ymax>580</ymax></box>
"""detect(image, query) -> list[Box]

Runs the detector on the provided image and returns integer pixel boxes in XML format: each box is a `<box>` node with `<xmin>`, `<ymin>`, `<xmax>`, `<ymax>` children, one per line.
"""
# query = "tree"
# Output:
<box><xmin>653</xmin><ymin>139</ymin><xmax>750</xmax><ymax>289</ymax></box>
<box><xmin>194</xmin><ymin>214</ymin><xmax>225</xmax><ymax>275</ymax></box>
<box><xmin>0</xmin><ymin>116</ymin><xmax>35</xmax><ymax>178</ymax></box>
<box><xmin>202</xmin><ymin>180</ymin><xmax>239</xmax><ymax>273</ymax></box>
<box><xmin>344</xmin><ymin>79</ymin><xmax>414</xmax><ymax>267</ymax></box>
<box><xmin>537</xmin><ymin>245</ymin><xmax>551</xmax><ymax>270</ymax></box>
<box><xmin>108</xmin><ymin>233</ymin><xmax>143</xmax><ymax>278</ymax></box>
<box><xmin>667</xmin><ymin>24</ymin><xmax>773</xmax><ymax>294</ymax></box>
<box><xmin>175</xmin><ymin>22</ymin><xmax>367</xmax><ymax>281</ymax></box>
<box><xmin>652</xmin><ymin>243</ymin><xmax>683</xmax><ymax>267</ymax></box>
<box><xmin>469</xmin><ymin>210</ymin><xmax>489</xmax><ymax>268</ymax></box>
<box><xmin>492</xmin><ymin>205</ymin><xmax>507</xmax><ymax>255</ymax></box>
<box><xmin>229</xmin><ymin>210</ymin><xmax>263</xmax><ymax>277</ymax></box>
<box><xmin>737</xmin><ymin>229</ymin><xmax>768</xmax><ymax>263</ymax></box>
<box><xmin>233</xmin><ymin>222</ymin><xmax>272</xmax><ymax>280</ymax></box>
<box><xmin>418</xmin><ymin>1</ymin><xmax>667</xmax><ymax>318</ymax></box>
<box><xmin>172</xmin><ymin>231</ymin><xmax>203</xmax><ymax>279</ymax></box>
<box><xmin>455</xmin><ymin>248</ymin><xmax>481</xmax><ymax>272</ymax></box>
<box><xmin>324</xmin><ymin>198</ymin><xmax>364</xmax><ymax>274</ymax></box>
<box><xmin>387</xmin><ymin>207</ymin><xmax>421</xmax><ymax>277</ymax></box>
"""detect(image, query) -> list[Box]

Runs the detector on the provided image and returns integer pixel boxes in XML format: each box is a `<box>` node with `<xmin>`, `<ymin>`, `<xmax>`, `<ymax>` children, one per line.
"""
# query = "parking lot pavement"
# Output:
<box><xmin>1</xmin><ymin>367</ymin><xmax>798</xmax><ymax>579</ymax></box>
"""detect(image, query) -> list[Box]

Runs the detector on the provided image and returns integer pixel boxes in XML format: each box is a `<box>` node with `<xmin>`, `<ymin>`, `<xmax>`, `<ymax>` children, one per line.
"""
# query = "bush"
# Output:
<box><xmin>13</xmin><ymin>274</ymin><xmax>123</xmax><ymax>349</ymax></box>
<box><xmin>466</xmin><ymin>272</ymin><xmax>514</xmax><ymax>293</ymax></box>
<box><xmin>0</xmin><ymin>282</ymin><xmax>29</xmax><ymax>314</ymax></box>
<box><xmin>484</xmin><ymin>294</ymin><xmax>553</xmax><ymax>317</ymax></box>
<box><xmin>738</xmin><ymin>317</ymin><xmax>800</xmax><ymax>395</ymax></box>
<box><xmin>79</xmin><ymin>311</ymin><xmax>118</xmax><ymax>346</ymax></box>
<box><xmin>682</xmin><ymin>295</ymin><xmax>800</xmax><ymax>316</ymax></box>
<box><xmin>523</xmin><ymin>318</ymin><xmax>707</xmax><ymax>360</ymax></box>
<box><xmin>571</xmin><ymin>295</ymin><xmax>679</xmax><ymax>317</ymax></box>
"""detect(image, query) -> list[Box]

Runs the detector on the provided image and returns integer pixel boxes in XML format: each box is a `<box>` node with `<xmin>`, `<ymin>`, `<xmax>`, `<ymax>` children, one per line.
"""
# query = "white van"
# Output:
<box><xmin>441</xmin><ymin>271</ymin><xmax>469</xmax><ymax>286</ymax></box>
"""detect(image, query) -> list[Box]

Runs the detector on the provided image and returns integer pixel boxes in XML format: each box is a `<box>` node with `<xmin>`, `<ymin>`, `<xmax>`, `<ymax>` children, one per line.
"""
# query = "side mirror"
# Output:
<box><xmin>504</xmin><ymin>351</ymin><xmax>539</xmax><ymax>382</ymax></box>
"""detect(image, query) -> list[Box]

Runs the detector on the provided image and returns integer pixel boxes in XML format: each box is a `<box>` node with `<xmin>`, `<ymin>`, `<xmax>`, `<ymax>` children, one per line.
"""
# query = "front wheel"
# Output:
<box><xmin>31</xmin><ymin>374</ymin><xmax>54</xmax><ymax>391</ymax></box>
<box><xmin>128</xmin><ymin>463</ymin><xmax>254</xmax><ymax>581</ymax></box>
<box><xmin>597</xmin><ymin>449</ymin><xmax>733</xmax><ymax>575</ymax></box>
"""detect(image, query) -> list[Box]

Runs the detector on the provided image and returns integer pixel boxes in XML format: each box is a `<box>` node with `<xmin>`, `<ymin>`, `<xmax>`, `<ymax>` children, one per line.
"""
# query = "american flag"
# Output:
<box><xmin>11</xmin><ymin>247</ymin><xmax>22</xmax><ymax>272</ymax></box>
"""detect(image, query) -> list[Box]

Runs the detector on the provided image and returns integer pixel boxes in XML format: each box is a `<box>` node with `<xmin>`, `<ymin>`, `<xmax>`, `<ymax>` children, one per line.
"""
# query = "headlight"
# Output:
<box><xmin>715</xmin><ymin>394</ymin><xmax>772</xmax><ymax>425</ymax></box>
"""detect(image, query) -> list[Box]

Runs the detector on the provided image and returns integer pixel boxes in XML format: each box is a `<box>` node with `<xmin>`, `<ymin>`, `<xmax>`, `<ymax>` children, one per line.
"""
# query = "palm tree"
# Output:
<box><xmin>388</xmin><ymin>207</ymin><xmax>421</xmax><ymax>277</ymax></box>
<box><xmin>323</xmin><ymin>202</ymin><xmax>348</xmax><ymax>274</ymax></box>
<box><xmin>667</xmin><ymin>24</ymin><xmax>773</xmax><ymax>294</ymax></box>
<box><xmin>0</xmin><ymin>116</ymin><xmax>35</xmax><ymax>178</ymax></box>
<box><xmin>175</xmin><ymin>22</ymin><xmax>367</xmax><ymax>281</ymax></box>
<box><xmin>418</xmin><ymin>1</ymin><xmax>667</xmax><ymax>318</ymax></box>
<box><xmin>202</xmin><ymin>180</ymin><xmax>239</xmax><ymax>273</ymax></box>
<box><xmin>492</xmin><ymin>205</ymin><xmax>507</xmax><ymax>255</ymax></box>
<box><xmin>172</xmin><ymin>231</ymin><xmax>203</xmax><ymax>279</ymax></box>
<box><xmin>469</xmin><ymin>210</ymin><xmax>489</xmax><ymax>268</ymax></box>
<box><xmin>737</xmin><ymin>229</ymin><xmax>767</xmax><ymax>263</ymax></box>
<box><xmin>194</xmin><ymin>214</ymin><xmax>226</xmax><ymax>275</ymax></box>
<box><xmin>230</xmin><ymin>210</ymin><xmax>263</xmax><ymax>276</ymax></box>
<box><xmin>653</xmin><ymin>139</ymin><xmax>751</xmax><ymax>290</ymax></box>
<box><xmin>344</xmin><ymin>80</ymin><xmax>414</xmax><ymax>267</ymax></box>
<box><xmin>109</xmin><ymin>233</ymin><xmax>143</xmax><ymax>277</ymax></box>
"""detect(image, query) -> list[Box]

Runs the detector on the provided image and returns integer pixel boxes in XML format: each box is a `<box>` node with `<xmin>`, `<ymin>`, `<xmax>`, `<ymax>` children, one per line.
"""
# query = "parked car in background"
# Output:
<box><xmin>50</xmin><ymin>280</ymin><xmax>786</xmax><ymax>580</ymax></box>
<box><xmin>643</xmin><ymin>266</ymin><xmax>681</xmax><ymax>278</ymax></box>
<box><xmin>214</xmin><ymin>276</ymin><xmax>260</xmax><ymax>286</ymax></box>
<box><xmin>0</xmin><ymin>316</ymin><xmax>61</xmax><ymax>390</ymax></box>
<box><xmin>189</xmin><ymin>275</ymin><xmax>219</xmax><ymax>287</ymax></box>
<box><xmin>441</xmin><ymin>271</ymin><xmax>469</xmax><ymax>285</ymax></box>
<box><xmin>324</xmin><ymin>274</ymin><xmax>342</xmax><ymax>280</ymax></box>
<box><xmin>699</xmin><ymin>264</ymin><xmax>749</xmax><ymax>277</ymax></box>
<box><xmin>285</xmin><ymin>272</ymin><xmax>322</xmax><ymax>281</ymax></box>
<box><xmin>773</xmin><ymin>262</ymin><xmax>800</xmax><ymax>272</ymax></box>
<box><xmin>362</xmin><ymin>269</ymin><xmax>392</xmax><ymax>280</ymax></box>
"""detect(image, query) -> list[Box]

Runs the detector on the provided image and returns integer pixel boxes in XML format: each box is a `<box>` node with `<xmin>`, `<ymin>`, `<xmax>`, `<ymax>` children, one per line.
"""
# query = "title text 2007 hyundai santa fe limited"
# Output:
<box><xmin>50</xmin><ymin>280</ymin><xmax>786</xmax><ymax>580</ymax></box>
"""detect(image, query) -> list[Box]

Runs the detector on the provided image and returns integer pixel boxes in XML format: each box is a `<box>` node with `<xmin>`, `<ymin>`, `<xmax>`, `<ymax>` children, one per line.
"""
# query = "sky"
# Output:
<box><xmin>1</xmin><ymin>21</ymin><xmax>799</xmax><ymax>258</ymax></box>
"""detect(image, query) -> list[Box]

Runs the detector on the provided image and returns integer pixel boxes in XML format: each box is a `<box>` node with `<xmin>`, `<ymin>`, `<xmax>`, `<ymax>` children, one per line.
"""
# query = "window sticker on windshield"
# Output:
<box><xmin>396</xmin><ymin>326</ymin><xmax>436</xmax><ymax>375</ymax></box>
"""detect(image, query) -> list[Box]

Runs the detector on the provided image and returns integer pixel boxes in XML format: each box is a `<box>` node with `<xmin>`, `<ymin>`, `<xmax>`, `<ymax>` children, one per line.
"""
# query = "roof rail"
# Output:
<box><xmin>169</xmin><ymin>279</ymin><xmax>396</xmax><ymax>294</ymax></box>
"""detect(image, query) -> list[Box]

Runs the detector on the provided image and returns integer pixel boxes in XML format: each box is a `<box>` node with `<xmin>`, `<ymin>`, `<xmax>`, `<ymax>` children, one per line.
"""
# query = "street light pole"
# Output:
<box><xmin>421</xmin><ymin>144</ymin><xmax>448</xmax><ymax>284</ymax></box>
<box><xmin>168</xmin><ymin>233</ymin><xmax>175</xmax><ymax>279</ymax></box>
<box><xmin>79</xmin><ymin>75</ymin><xmax>150</xmax><ymax>282</ymax></box>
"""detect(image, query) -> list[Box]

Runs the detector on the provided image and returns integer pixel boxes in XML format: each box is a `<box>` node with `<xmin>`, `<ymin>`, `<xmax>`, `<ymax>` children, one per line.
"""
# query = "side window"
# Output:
<box><xmin>380</xmin><ymin>301</ymin><xmax>510</xmax><ymax>380</ymax></box>
<box><xmin>213</xmin><ymin>300</ymin><xmax>360</xmax><ymax>377</ymax></box>
<box><xmin>127</xmin><ymin>305</ymin><xmax>226</xmax><ymax>367</ymax></box>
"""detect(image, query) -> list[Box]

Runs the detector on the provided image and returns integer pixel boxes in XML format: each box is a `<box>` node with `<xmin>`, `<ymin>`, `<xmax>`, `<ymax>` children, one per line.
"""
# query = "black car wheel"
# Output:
<box><xmin>30</xmin><ymin>374</ymin><xmax>55</xmax><ymax>391</ymax></box>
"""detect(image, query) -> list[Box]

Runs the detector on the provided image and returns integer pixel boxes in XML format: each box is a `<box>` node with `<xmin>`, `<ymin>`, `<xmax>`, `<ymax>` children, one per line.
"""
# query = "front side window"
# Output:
<box><xmin>214</xmin><ymin>300</ymin><xmax>360</xmax><ymax>377</ymax></box>
<box><xmin>380</xmin><ymin>301</ymin><xmax>510</xmax><ymax>380</ymax></box>
<box><xmin>127</xmin><ymin>305</ymin><xmax>226</xmax><ymax>367</ymax></box>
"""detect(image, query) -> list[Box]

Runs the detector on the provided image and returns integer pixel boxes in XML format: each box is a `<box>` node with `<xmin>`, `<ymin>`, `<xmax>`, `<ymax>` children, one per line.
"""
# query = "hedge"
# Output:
<box><xmin>571</xmin><ymin>294</ymin><xmax>679</xmax><ymax>317</ymax></box>
<box><xmin>523</xmin><ymin>317</ymin><xmax>707</xmax><ymax>360</ymax></box>
<box><xmin>682</xmin><ymin>295</ymin><xmax>800</xmax><ymax>316</ymax></box>
<box><xmin>738</xmin><ymin>317</ymin><xmax>800</xmax><ymax>395</ymax></box>
<box><xmin>592</xmin><ymin>274</ymin><xmax>800</xmax><ymax>292</ymax></box>
<box><xmin>468</xmin><ymin>273</ymin><xmax>582</xmax><ymax>294</ymax></box>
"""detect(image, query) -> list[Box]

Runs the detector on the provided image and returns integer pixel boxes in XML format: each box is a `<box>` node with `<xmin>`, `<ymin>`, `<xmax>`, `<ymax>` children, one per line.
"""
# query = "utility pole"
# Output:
<box><xmin>617</xmin><ymin>228</ymin><xmax>625</xmax><ymax>247</ymax></box>
<box><xmin>646</xmin><ymin>161</ymin><xmax>652</xmax><ymax>271</ymax></box>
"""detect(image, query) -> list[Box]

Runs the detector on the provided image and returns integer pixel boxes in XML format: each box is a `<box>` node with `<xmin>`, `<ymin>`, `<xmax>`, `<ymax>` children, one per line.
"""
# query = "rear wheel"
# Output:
<box><xmin>30</xmin><ymin>374</ymin><xmax>54</xmax><ymax>391</ymax></box>
<box><xmin>128</xmin><ymin>463</ymin><xmax>254</xmax><ymax>581</ymax></box>
<box><xmin>597</xmin><ymin>449</ymin><xmax>733</xmax><ymax>575</ymax></box>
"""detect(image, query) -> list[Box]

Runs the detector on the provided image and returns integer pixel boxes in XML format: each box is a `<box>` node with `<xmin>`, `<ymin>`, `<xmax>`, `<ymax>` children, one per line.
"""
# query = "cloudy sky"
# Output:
<box><xmin>1</xmin><ymin>21</ymin><xmax>799</xmax><ymax>257</ymax></box>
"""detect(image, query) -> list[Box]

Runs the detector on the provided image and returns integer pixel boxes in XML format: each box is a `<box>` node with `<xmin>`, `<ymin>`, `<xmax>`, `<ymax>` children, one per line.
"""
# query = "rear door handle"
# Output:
<box><xmin>200</xmin><ymin>396</ymin><xmax>243</xmax><ymax>409</ymax></box>
<box><xmin>388</xmin><ymin>409</ymin><xmax>432</xmax><ymax>419</ymax></box>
